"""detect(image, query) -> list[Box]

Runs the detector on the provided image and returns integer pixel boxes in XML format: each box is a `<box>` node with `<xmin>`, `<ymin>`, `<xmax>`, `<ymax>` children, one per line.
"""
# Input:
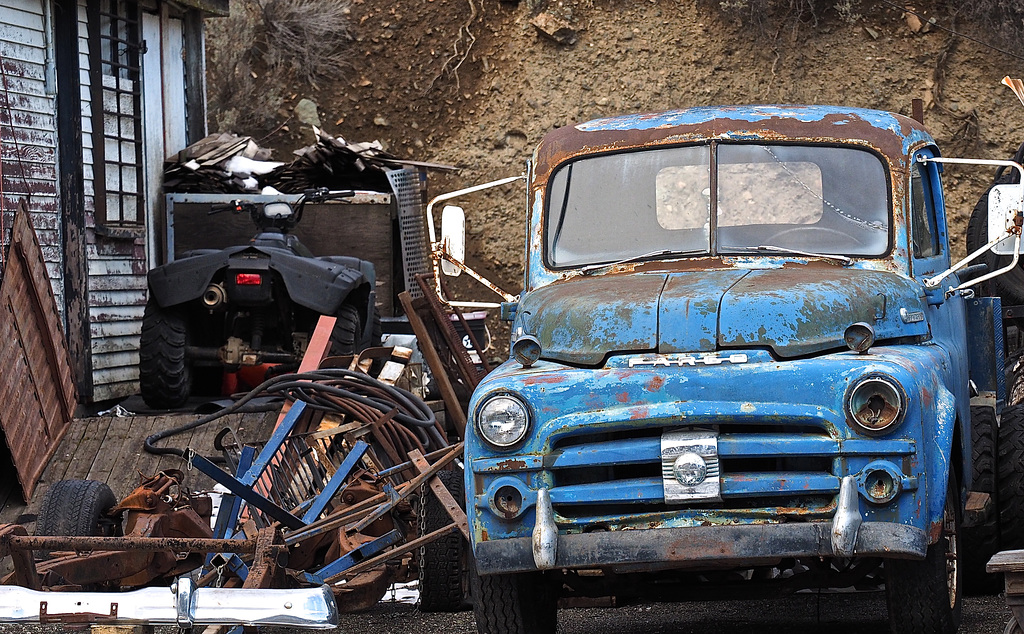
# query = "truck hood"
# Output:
<box><xmin>517</xmin><ymin>267</ymin><xmax>931</xmax><ymax>365</ymax></box>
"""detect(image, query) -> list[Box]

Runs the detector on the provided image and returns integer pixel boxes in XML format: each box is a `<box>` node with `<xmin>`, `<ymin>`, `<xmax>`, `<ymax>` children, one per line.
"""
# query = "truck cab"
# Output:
<box><xmin>463</xmin><ymin>105</ymin><xmax>996</xmax><ymax>634</ymax></box>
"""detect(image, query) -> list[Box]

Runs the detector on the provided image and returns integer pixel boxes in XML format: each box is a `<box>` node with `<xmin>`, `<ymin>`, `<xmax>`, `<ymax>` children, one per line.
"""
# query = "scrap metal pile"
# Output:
<box><xmin>0</xmin><ymin>345</ymin><xmax>468</xmax><ymax>626</ymax></box>
<box><xmin>163</xmin><ymin>129</ymin><xmax>449</xmax><ymax>194</ymax></box>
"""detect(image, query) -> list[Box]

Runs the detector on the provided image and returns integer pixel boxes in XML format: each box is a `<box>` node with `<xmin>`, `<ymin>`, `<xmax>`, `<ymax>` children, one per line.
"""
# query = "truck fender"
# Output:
<box><xmin>926</xmin><ymin>386</ymin><xmax>959</xmax><ymax>540</ymax></box>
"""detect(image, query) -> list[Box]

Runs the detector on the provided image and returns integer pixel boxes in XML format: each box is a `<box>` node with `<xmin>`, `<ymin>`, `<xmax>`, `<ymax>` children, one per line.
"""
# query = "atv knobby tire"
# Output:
<box><xmin>329</xmin><ymin>303</ymin><xmax>380</xmax><ymax>356</ymax></box>
<box><xmin>36</xmin><ymin>480</ymin><xmax>118</xmax><ymax>538</ymax></box>
<box><xmin>885</xmin><ymin>480</ymin><xmax>962</xmax><ymax>634</ymax></box>
<box><xmin>419</xmin><ymin>469</ymin><xmax>469</xmax><ymax>613</ymax></box>
<box><xmin>139</xmin><ymin>300</ymin><xmax>191</xmax><ymax>409</ymax></box>
<box><xmin>471</xmin><ymin>566</ymin><xmax>556</xmax><ymax>634</ymax></box>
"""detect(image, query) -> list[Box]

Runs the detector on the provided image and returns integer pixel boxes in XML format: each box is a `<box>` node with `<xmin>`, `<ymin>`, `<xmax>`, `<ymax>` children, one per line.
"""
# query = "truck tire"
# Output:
<box><xmin>962</xmin><ymin>406</ymin><xmax>1002</xmax><ymax>595</ymax></box>
<box><xmin>965</xmin><ymin>173</ymin><xmax>1024</xmax><ymax>304</ymax></box>
<box><xmin>139</xmin><ymin>300</ymin><xmax>192</xmax><ymax>409</ymax></box>
<box><xmin>998</xmin><ymin>405</ymin><xmax>1024</xmax><ymax>550</ymax></box>
<box><xmin>884</xmin><ymin>481</ymin><xmax>961</xmax><ymax>634</ymax></box>
<box><xmin>471</xmin><ymin>567</ymin><xmax>556</xmax><ymax>634</ymax></box>
<box><xmin>36</xmin><ymin>479</ymin><xmax>119</xmax><ymax>554</ymax></box>
<box><xmin>330</xmin><ymin>303</ymin><xmax>381</xmax><ymax>355</ymax></box>
<box><xmin>418</xmin><ymin>469</ymin><xmax>469</xmax><ymax>612</ymax></box>
<box><xmin>1008</xmin><ymin>354</ymin><xmax>1024</xmax><ymax>406</ymax></box>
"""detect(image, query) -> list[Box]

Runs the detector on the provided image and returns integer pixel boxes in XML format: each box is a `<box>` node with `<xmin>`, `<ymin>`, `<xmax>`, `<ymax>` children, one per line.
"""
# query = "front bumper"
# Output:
<box><xmin>0</xmin><ymin>580</ymin><xmax>338</xmax><ymax>628</ymax></box>
<box><xmin>474</xmin><ymin>519</ymin><xmax>927</xmax><ymax>575</ymax></box>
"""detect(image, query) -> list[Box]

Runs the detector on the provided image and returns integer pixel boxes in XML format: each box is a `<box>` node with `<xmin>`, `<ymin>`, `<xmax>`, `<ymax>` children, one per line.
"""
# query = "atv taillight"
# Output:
<box><xmin>235</xmin><ymin>273</ymin><xmax>262</xmax><ymax>285</ymax></box>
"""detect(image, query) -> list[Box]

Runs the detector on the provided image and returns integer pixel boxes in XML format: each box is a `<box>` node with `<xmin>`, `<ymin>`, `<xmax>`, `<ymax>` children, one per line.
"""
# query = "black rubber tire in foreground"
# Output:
<box><xmin>329</xmin><ymin>303</ymin><xmax>381</xmax><ymax>356</ymax></box>
<box><xmin>884</xmin><ymin>481</ymin><xmax>962</xmax><ymax>634</ymax></box>
<box><xmin>998</xmin><ymin>405</ymin><xmax>1024</xmax><ymax>551</ymax></box>
<box><xmin>36</xmin><ymin>479</ymin><xmax>118</xmax><ymax>538</ymax></box>
<box><xmin>471</xmin><ymin>567</ymin><xmax>556</xmax><ymax>634</ymax></box>
<box><xmin>419</xmin><ymin>469</ymin><xmax>469</xmax><ymax>612</ymax></box>
<box><xmin>962</xmin><ymin>406</ymin><xmax>1002</xmax><ymax>595</ymax></box>
<box><xmin>139</xmin><ymin>299</ymin><xmax>191</xmax><ymax>409</ymax></box>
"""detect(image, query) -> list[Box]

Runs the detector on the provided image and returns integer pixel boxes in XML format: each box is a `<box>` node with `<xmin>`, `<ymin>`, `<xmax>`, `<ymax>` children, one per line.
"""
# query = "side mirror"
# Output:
<box><xmin>440</xmin><ymin>205</ymin><xmax>466</xmax><ymax>277</ymax></box>
<box><xmin>988</xmin><ymin>183</ymin><xmax>1024</xmax><ymax>256</ymax></box>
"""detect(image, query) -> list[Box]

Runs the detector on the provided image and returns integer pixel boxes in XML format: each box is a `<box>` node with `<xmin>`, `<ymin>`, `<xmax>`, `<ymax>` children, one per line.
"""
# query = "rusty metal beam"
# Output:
<box><xmin>409</xmin><ymin>450</ymin><xmax>470</xmax><ymax>541</ymax></box>
<box><xmin>399</xmin><ymin>291</ymin><xmax>467</xmax><ymax>437</ymax></box>
<box><xmin>0</xmin><ymin>524</ymin><xmax>40</xmax><ymax>589</ymax></box>
<box><xmin>6</xmin><ymin>535</ymin><xmax>258</xmax><ymax>554</ymax></box>
<box><xmin>323</xmin><ymin>523</ymin><xmax>458</xmax><ymax>584</ymax></box>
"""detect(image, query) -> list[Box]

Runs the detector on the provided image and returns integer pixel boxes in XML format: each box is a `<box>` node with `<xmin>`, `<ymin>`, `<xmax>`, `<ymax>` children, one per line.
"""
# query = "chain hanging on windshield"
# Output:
<box><xmin>760</xmin><ymin>146</ymin><xmax>885</xmax><ymax>232</ymax></box>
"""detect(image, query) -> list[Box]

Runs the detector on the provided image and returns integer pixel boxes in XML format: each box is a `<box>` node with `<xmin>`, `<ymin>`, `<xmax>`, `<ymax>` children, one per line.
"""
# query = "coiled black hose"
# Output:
<box><xmin>144</xmin><ymin>369</ymin><xmax>442</xmax><ymax>457</ymax></box>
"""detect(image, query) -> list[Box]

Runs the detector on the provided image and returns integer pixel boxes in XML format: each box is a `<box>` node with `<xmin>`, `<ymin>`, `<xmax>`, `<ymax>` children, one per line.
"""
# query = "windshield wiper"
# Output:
<box><xmin>578</xmin><ymin>248</ymin><xmax>707</xmax><ymax>275</ymax></box>
<box><xmin>722</xmin><ymin>244</ymin><xmax>853</xmax><ymax>266</ymax></box>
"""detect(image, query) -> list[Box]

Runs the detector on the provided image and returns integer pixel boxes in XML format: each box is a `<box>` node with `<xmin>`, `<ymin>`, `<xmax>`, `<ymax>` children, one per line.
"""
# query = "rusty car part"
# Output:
<box><xmin>1</xmin><ymin>344</ymin><xmax>471</xmax><ymax>623</ymax></box>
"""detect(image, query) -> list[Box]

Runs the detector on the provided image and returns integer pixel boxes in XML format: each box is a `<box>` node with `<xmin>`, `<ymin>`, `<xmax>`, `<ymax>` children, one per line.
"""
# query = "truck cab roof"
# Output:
<box><xmin>532</xmin><ymin>105</ymin><xmax>937</xmax><ymax>181</ymax></box>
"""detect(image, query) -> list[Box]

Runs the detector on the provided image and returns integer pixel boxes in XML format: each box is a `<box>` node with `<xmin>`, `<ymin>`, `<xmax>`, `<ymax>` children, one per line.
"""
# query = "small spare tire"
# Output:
<box><xmin>36</xmin><ymin>479</ymin><xmax>119</xmax><ymax>538</ymax></box>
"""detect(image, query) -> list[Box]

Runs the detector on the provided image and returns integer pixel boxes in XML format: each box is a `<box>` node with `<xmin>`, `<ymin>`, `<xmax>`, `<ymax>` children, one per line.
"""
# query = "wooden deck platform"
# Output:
<box><xmin>0</xmin><ymin>410</ymin><xmax>277</xmax><ymax>528</ymax></box>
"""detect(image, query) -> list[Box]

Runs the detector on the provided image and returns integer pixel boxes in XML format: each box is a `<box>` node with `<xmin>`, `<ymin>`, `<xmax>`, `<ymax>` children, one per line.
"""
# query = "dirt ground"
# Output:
<box><xmin>206</xmin><ymin>0</ymin><xmax>1024</xmax><ymax>301</ymax></box>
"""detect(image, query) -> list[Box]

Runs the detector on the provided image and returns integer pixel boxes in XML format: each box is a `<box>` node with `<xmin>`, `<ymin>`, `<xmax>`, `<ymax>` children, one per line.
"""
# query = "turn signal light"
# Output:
<box><xmin>235</xmin><ymin>273</ymin><xmax>262</xmax><ymax>286</ymax></box>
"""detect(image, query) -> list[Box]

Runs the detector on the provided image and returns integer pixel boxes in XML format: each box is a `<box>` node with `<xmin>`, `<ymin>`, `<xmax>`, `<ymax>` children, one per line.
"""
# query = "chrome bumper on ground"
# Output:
<box><xmin>0</xmin><ymin>579</ymin><xmax>339</xmax><ymax>628</ymax></box>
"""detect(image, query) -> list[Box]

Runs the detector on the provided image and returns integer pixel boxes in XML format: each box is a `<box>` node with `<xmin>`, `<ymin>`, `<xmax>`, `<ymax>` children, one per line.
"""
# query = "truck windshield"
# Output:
<box><xmin>545</xmin><ymin>143</ymin><xmax>890</xmax><ymax>268</ymax></box>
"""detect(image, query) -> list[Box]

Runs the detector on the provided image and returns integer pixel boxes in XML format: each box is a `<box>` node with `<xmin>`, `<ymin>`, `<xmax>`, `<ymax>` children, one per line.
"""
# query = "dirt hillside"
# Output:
<box><xmin>206</xmin><ymin>0</ymin><xmax>1024</xmax><ymax>302</ymax></box>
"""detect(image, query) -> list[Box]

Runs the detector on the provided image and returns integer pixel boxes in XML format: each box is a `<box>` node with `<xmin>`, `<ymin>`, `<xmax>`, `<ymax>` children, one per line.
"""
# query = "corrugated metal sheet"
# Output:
<box><xmin>0</xmin><ymin>0</ymin><xmax>62</xmax><ymax>311</ymax></box>
<box><xmin>0</xmin><ymin>202</ymin><xmax>77</xmax><ymax>500</ymax></box>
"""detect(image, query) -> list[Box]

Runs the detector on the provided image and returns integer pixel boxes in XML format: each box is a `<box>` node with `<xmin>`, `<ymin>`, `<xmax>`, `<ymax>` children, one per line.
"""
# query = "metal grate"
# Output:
<box><xmin>88</xmin><ymin>0</ymin><xmax>144</xmax><ymax>227</ymax></box>
<box><xmin>387</xmin><ymin>168</ymin><xmax>431</xmax><ymax>299</ymax></box>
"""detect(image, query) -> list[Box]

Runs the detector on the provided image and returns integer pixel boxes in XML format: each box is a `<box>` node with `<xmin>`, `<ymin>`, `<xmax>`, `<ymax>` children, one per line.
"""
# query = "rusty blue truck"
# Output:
<box><xmin>444</xmin><ymin>105</ymin><xmax>1024</xmax><ymax>634</ymax></box>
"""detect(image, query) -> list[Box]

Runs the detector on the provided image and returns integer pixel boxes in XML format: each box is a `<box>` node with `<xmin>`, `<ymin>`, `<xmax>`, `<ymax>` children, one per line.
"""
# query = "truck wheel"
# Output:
<box><xmin>418</xmin><ymin>468</ymin><xmax>469</xmax><ymax>612</ymax></box>
<box><xmin>962</xmin><ymin>406</ymin><xmax>1002</xmax><ymax>595</ymax></box>
<box><xmin>330</xmin><ymin>303</ymin><xmax>381</xmax><ymax>355</ymax></box>
<box><xmin>471</xmin><ymin>566</ymin><xmax>556</xmax><ymax>634</ymax></box>
<box><xmin>139</xmin><ymin>300</ymin><xmax>192</xmax><ymax>409</ymax></box>
<box><xmin>998</xmin><ymin>405</ymin><xmax>1024</xmax><ymax>550</ymax></box>
<box><xmin>884</xmin><ymin>481</ymin><xmax>961</xmax><ymax>634</ymax></box>
<box><xmin>965</xmin><ymin>175</ymin><xmax>1024</xmax><ymax>304</ymax></box>
<box><xmin>1008</xmin><ymin>354</ymin><xmax>1024</xmax><ymax>406</ymax></box>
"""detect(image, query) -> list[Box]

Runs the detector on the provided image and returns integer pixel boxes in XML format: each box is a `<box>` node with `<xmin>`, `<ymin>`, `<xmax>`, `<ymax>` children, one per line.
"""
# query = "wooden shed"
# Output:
<box><xmin>0</xmin><ymin>0</ymin><xmax>226</xmax><ymax>404</ymax></box>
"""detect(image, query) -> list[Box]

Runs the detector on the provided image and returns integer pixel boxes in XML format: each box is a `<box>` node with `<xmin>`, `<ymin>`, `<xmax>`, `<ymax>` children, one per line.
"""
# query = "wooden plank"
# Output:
<box><xmin>61</xmin><ymin>417</ymin><xmax>112</xmax><ymax>481</ymax></box>
<box><xmin>85</xmin><ymin>414</ymin><xmax>135</xmax><ymax>484</ymax></box>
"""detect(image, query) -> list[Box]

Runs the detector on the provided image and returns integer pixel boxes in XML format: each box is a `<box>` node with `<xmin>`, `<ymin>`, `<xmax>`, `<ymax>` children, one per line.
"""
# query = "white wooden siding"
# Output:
<box><xmin>81</xmin><ymin>2</ymin><xmax>191</xmax><ymax>402</ymax></box>
<box><xmin>0</xmin><ymin>0</ymin><xmax>62</xmax><ymax>310</ymax></box>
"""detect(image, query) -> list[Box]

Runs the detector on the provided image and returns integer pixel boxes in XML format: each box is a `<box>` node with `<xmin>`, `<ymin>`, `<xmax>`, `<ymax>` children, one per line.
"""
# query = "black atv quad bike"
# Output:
<box><xmin>140</xmin><ymin>188</ymin><xmax>381</xmax><ymax>408</ymax></box>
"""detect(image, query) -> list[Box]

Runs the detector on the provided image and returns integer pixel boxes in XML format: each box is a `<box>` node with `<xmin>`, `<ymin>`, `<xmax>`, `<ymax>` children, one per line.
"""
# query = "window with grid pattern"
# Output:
<box><xmin>89</xmin><ymin>0</ymin><xmax>144</xmax><ymax>227</ymax></box>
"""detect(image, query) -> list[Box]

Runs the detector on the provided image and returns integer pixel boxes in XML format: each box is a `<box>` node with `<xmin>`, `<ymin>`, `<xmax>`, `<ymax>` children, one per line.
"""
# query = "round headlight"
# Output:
<box><xmin>477</xmin><ymin>395</ymin><xmax>530</xmax><ymax>448</ymax></box>
<box><xmin>845</xmin><ymin>374</ymin><xmax>906</xmax><ymax>434</ymax></box>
